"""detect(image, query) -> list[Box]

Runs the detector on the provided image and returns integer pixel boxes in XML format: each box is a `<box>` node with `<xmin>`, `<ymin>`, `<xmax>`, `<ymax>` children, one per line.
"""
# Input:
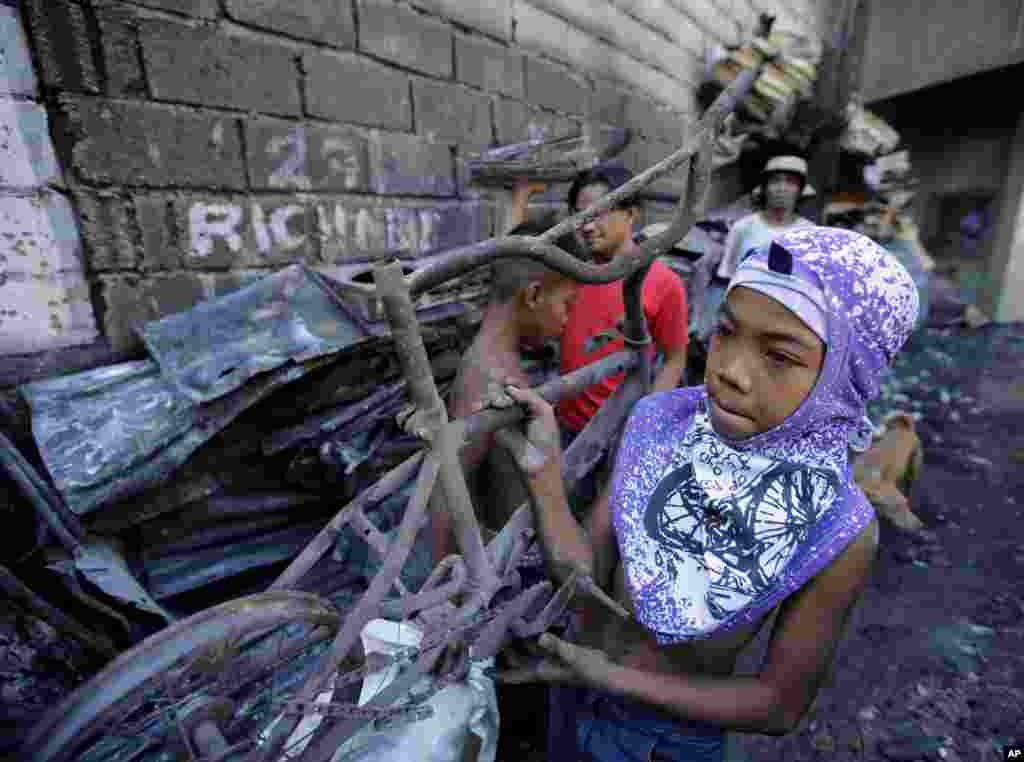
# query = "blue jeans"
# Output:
<box><xmin>548</xmin><ymin>685</ymin><xmax>724</xmax><ymax>761</ymax></box>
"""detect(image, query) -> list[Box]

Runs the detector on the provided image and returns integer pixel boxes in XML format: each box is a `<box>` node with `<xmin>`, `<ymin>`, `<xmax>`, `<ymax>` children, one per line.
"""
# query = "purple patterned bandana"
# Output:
<box><xmin>611</xmin><ymin>228</ymin><xmax>919</xmax><ymax>643</ymax></box>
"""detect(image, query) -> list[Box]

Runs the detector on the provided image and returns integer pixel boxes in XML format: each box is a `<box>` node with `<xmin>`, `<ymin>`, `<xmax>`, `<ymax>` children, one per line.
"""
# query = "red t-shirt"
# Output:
<box><xmin>557</xmin><ymin>259</ymin><xmax>688</xmax><ymax>433</ymax></box>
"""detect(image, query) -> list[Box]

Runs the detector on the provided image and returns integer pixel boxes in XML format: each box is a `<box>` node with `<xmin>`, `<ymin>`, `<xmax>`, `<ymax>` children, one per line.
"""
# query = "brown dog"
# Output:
<box><xmin>853</xmin><ymin>412</ymin><xmax>925</xmax><ymax>532</ymax></box>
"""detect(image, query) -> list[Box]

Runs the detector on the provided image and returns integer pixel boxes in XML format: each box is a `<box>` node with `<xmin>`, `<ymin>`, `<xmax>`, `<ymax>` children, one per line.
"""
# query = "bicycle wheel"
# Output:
<box><xmin>25</xmin><ymin>591</ymin><xmax>345</xmax><ymax>762</ymax></box>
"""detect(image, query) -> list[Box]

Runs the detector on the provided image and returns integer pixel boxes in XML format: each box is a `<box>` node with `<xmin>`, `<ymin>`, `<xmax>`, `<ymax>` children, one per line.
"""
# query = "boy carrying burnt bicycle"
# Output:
<box><xmin>494</xmin><ymin>227</ymin><xmax>918</xmax><ymax>761</ymax></box>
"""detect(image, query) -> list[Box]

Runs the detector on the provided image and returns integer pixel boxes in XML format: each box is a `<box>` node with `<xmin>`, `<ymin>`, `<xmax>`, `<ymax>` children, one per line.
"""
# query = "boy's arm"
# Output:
<box><xmin>504</xmin><ymin>179</ymin><xmax>546</xmax><ymax>233</ymax></box>
<box><xmin>514</xmin><ymin>452</ymin><xmax>595</xmax><ymax>586</ymax></box>
<box><xmin>501</xmin><ymin>386</ymin><xmax>602</xmax><ymax>586</ymax></box>
<box><xmin>572</xmin><ymin>518</ymin><xmax>879</xmax><ymax>734</ymax></box>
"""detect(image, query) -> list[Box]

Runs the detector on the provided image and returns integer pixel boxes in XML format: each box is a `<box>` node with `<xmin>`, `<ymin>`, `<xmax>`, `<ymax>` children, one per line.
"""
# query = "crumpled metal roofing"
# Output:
<box><xmin>139</xmin><ymin>265</ymin><xmax>368</xmax><ymax>404</ymax></box>
<box><xmin>21</xmin><ymin>359</ymin><xmax>319</xmax><ymax>515</ymax></box>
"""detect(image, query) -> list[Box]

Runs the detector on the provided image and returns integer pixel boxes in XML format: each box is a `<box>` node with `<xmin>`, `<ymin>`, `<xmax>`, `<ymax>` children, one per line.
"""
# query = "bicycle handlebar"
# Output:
<box><xmin>401</xmin><ymin>62</ymin><xmax>761</xmax><ymax>300</ymax></box>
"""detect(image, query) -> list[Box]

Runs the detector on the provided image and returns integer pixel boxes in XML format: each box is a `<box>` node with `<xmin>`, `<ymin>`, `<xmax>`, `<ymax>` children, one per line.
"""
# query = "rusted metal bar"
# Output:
<box><xmin>379</xmin><ymin>557</ymin><xmax>468</xmax><ymax>619</ymax></box>
<box><xmin>269</xmin><ymin>451</ymin><xmax>424</xmax><ymax>592</ymax></box>
<box><xmin>641</xmin><ymin>122</ymin><xmax>713</xmax><ymax>261</ymax></box>
<box><xmin>622</xmin><ymin>261</ymin><xmax>654</xmax><ymax>355</ymax></box>
<box><xmin>473</xmin><ymin>581</ymin><xmax>552</xmax><ymax>660</ymax></box>
<box><xmin>254</xmin><ymin>449</ymin><xmax>441</xmax><ymax>762</ymax></box>
<box><xmin>561</xmin><ymin>362</ymin><xmax>648</xmax><ymax>494</ymax></box>
<box><xmin>345</xmin><ymin>508</ymin><xmax>395</xmax><ymax>563</ymax></box>
<box><xmin>434</xmin><ymin>421</ymin><xmax>501</xmax><ymax>599</ymax></box>
<box><xmin>460</xmin><ymin>350</ymin><xmax>637</xmax><ymax>446</ymax></box>
<box><xmin>0</xmin><ymin>564</ymin><xmax>117</xmax><ymax>660</ymax></box>
<box><xmin>374</xmin><ymin>262</ymin><xmax>444</xmax><ymax>418</ymax></box>
<box><xmin>262</xmin><ymin>379</ymin><xmax>406</xmax><ymax>456</ymax></box>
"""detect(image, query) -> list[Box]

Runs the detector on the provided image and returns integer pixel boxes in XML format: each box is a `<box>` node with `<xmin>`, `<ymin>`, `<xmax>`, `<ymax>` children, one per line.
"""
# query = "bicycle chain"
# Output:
<box><xmin>276</xmin><ymin>698</ymin><xmax>434</xmax><ymax>726</ymax></box>
<box><xmin>272</xmin><ymin>579</ymin><xmax>561</xmax><ymax>723</ymax></box>
<box><xmin>391</xmin><ymin>578</ymin><xmax>556</xmax><ymax>664</ymax></box>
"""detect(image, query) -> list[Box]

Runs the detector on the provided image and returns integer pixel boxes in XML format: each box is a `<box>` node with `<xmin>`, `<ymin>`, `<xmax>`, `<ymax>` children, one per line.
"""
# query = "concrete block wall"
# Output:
<box><xmin>12</xmin><ymin>0</ymin><xmax>823</xmax><ymax>362</ymax></box>
<box><xmin>0</xmin><ymin>0</ymin><xmax>98</xmax><ymax>357</ymax></box>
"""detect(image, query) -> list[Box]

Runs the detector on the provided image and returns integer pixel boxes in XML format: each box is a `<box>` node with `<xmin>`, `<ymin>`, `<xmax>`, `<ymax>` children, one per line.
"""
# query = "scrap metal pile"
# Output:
<box><xmin>0</xmin><ymin>40</ymin><xmax>768</xmax><ymax>761</ymax></box>
<box><xmin>1</xmin><ymin>263</ymin><xmax>524</xmax><ymax>634</ymax></box>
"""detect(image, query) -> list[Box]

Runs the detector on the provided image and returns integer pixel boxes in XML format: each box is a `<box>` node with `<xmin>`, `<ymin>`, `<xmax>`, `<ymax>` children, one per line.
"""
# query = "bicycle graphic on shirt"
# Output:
<box><xmin>645</xmin><ymin>462</ymin><xmax>840</xmax><ymax>621</ymax></box>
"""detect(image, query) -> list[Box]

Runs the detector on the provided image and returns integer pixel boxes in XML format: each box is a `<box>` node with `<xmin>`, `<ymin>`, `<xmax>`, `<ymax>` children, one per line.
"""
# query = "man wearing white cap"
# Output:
<box><xmin>716</xmin><ymin>155</ymin><xmax>815</xmax><ymax>281</ymax></box>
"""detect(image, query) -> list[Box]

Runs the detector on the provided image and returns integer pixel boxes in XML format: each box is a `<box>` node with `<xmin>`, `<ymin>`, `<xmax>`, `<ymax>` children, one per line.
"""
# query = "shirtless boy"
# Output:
<box><xmin>429</xmin><ymin>215</ymin><xmax>582</xmax><ymax>564</ymax></box>
<box><xmin>496</xmin><ymin>227</ymin><xmax>920</xmax><ymax>761</ymax></box>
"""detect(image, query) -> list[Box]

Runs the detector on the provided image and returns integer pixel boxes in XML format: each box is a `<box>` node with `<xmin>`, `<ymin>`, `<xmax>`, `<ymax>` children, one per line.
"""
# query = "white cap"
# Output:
<box><xmin>757</xmin><ymin>155</ymin><xmax>816</xmax><ymax>197</ymax></box>
<box><xmin>764</xmin><ymin>155</ymin><xmax>808</xmax><ymax>176</ymax></box>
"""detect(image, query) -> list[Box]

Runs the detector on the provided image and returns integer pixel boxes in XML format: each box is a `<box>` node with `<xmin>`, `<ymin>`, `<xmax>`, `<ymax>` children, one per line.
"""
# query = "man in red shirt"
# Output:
<box><xmin>558</xmin><ymin>166</ymin><xmax>689</xmax><ymax>508</ymax></box>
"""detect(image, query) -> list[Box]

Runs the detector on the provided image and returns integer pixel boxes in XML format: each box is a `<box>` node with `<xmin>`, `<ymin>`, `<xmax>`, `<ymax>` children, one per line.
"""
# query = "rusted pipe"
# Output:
<box><xmin>639</xmin><ymin>127</ymin><xmax>713</xmax><ymax>263</ymax></box>
<box><xmin>460</xmin><ymin>350</ymin><xmax>638</xmax><ymax>445</ymax></box>
<box><xmin>561</xmin><ymin>365</ymin><xmax>647</xmax><ymax>494</ymax></box>
<box><xmin>374</xmin><ymin>261</ymin><xmax>444</xmax><ymax>418</ymax></box>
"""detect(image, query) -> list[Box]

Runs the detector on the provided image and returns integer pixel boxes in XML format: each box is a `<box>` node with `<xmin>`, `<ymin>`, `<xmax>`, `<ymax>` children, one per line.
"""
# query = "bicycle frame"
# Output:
<box><xmin>22</xmin><ymin>50</ymin><xmax>764</xmax><ymax>761</ymax></box>
<box><xmin>246</xmin><ymin>60</ymin><xmax>764</xmax><ymax>762</ymax></box>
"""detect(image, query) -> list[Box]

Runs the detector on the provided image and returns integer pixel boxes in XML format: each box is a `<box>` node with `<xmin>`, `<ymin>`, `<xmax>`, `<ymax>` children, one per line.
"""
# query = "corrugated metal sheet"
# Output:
<box><xmin>21</xmin><ymin>359</ymin><xmax>320</xmax><ymax>515</ymax></box>
<box><xmin>139</xmin><ymin>265</ymin><xmax>368</xmax><ymax>404</ymax></box>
